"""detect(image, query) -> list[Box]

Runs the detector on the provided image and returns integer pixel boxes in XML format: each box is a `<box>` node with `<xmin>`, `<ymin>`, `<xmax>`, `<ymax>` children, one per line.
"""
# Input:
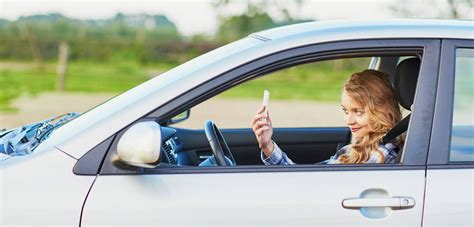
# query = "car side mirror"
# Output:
<box><xmin>116</xmin><ymin>121</ymin><xmax>162</xmax><ymax>168</ymax></box>
<box><xmin>167</xmin><ymin>109</ymin><xmax>190</xmax><ymax>125</ymax></box>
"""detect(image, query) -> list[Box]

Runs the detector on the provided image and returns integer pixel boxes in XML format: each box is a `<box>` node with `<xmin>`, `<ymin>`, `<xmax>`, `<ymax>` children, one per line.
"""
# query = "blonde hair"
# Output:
<box><xmin>338</xmin><ymin>70</ymin><xmax>402</xmax><ymax>164</ymax></box>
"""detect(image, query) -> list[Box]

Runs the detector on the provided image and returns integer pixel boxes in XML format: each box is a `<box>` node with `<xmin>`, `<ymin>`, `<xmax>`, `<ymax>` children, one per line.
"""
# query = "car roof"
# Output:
<box><xmin>252</xmin><ymin>19</ymin><xmax>474</xmax><ymax>41</ymax></box>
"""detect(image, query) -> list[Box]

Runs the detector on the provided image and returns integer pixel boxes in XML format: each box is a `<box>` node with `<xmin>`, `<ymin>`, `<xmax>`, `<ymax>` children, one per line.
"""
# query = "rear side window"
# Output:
<box><xmin>450</xmin><ymin>48</ymin><xmax>474</xmax><ymax>162</ymax></box>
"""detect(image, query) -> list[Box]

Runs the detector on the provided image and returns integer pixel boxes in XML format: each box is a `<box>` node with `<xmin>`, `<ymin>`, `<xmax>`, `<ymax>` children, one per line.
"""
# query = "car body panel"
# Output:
<box><xmin>422</xmin><ymin>169</ymin><xmax>474</xmax><ymax>226</ymax></box>
<box><xmin>0</xmin><ymin>147</ymin><xmax>95</xmax><ymax>225</ymax></box>
<box><xmin>422</xmin><ymin>39</ymin><xmax>474</xmax><ymax>227</ymax></box>
<box><xmin>82</xmin><ymin>170</ymin><xmax>425</xmax><ymax>226</ymax></box>
<box><xmin>255</xmin><ymin>19</ymin><xmax>474</xmax><ymax>41</ymax></box>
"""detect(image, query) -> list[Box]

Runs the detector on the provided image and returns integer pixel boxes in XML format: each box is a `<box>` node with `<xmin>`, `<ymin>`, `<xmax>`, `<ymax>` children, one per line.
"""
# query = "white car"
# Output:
<box><xmin>1</xmin><ymin>19</ymin><xmax>473</xmax><ymax>226</ymax></box>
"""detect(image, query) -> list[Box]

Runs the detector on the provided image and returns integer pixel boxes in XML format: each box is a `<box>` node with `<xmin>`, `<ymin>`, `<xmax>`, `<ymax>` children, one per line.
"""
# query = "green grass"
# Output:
<box><xmin>0</xmin><ymin>58</ymin><xmax>371</xmax><ymax>111</ymax></box>
<box><xmin>65</xmin><ymin>61</ymin><xmax>150</xmax><ymax>92</ymax></box>
<box><xmin>0</xmin><ymin>67</ymin><xmax>55</xmax><ymax>111</ymax></box>
<box><xmin>218</xmin><ymin>60</ymin><xmax>370</xmax><ymax>102</ymax></box>
<box><xmin>0</xmin><ymin>61</ymin><xmax>172</xmax><ymax>111</ymax></box>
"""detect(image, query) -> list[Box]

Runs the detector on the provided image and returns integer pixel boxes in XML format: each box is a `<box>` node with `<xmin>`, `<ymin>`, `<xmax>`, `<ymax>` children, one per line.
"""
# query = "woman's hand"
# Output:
<box><xmin>252</xmin><ymin>105</ymin><xmax>274</xmax><ymax>157</ymax></box>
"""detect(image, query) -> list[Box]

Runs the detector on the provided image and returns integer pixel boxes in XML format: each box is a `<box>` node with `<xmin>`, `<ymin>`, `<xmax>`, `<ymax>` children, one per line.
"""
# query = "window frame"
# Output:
<box><xmin>428</xmin><ymin>39</ymin><xmax>474</xmax><ymax>168</ymax></box>
<box><xmin>93</xmin><ymin>38</ymin><xmax>441</xmax><ymax>175</ymax></box>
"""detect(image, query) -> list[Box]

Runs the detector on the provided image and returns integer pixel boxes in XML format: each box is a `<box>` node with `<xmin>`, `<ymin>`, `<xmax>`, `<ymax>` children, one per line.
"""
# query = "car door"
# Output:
<box><xmin>80</xmin><ymin>39</ymin><xmax>440</xmax><ymax>226</ymax></box>
<box><xmin>423</xmin><ymin>39</ymin><xmax>474</xmax><ymax>227</ymax></box>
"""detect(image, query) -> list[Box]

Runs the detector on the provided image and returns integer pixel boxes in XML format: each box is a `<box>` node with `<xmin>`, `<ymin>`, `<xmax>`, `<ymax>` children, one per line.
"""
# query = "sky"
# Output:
<box><xmin>0</xmin><ymin>0</ymin><xmax>459</xmax><ymax>36</ymax></box>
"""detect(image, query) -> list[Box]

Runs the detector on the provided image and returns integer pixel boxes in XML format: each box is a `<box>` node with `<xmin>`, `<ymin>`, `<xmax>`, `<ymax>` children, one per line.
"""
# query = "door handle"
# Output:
<box><xmin>342</xmin><ymin>196</ymin><xmax>415</xmax><ymax>210</ymax></box>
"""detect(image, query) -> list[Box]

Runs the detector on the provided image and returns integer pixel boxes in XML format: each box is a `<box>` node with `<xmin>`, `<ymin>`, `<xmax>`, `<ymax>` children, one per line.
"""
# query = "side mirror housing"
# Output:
<box><xmin>116</xmin><ymin>121</ymin><xmax>162</xmax><ymax>168</ymax></box>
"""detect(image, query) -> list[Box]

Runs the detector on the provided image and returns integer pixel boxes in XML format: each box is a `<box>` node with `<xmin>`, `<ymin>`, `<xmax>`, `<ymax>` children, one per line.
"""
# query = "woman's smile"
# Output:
<box><xmin>350</xmin><ymin>127</ymin><xmax>361</xmax><ymax>133</ymax></box>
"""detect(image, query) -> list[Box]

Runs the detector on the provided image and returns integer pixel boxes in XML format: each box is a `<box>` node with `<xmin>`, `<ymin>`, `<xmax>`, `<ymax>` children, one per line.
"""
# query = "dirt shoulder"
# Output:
<box><xmin>0</xmin><ymin>92</ymin><xmax>343</xmax><ymax>129</ymax></box>
<box><xmin>0</xmin><ymin>92</ymin><xmax>115</xmax><ymax>129</ymax></box>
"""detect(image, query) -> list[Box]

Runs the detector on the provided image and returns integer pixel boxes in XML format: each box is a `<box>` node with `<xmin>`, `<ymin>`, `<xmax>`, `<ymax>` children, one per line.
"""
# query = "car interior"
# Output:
<box><xmin>96</xmin><ymin>53</ymin><xmax>422</xmax><ymax>172</ymax></box>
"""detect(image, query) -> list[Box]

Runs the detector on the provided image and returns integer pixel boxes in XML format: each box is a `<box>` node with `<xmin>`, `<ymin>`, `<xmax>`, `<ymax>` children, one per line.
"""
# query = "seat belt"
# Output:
<box><xmin>382</xmin><ymin>114</ymin><xmax>411</xmax><ymax>144</ymax></box>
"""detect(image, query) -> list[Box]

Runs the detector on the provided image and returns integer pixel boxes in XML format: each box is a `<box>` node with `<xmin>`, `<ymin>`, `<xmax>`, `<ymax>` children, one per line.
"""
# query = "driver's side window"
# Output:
<box><xmin>174</xmin><ymin>57</ymin><xmax>373</xmax><ymax>129</ymax></box>
<box><xmin>169</xmin><ymin>54</ymin><xmax>416</xmax><ymax>167</ymax></box>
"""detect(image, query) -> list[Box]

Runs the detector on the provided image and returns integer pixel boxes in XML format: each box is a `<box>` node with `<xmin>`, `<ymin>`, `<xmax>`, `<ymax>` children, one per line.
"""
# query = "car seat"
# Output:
<box><xmin>382</xmin><ymin>57</ymin><xmax>421</xmax><ymax>163</ymax></box>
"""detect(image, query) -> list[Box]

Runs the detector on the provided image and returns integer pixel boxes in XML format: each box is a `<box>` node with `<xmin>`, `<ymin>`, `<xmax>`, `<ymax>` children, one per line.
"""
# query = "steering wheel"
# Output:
<box><xmin>204</xmin><ymin>121</ymin><xmax>236</xmax><ymax>166</ymax></box>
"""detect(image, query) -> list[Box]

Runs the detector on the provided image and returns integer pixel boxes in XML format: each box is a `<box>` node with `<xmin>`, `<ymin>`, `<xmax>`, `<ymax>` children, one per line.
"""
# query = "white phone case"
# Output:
<box><xmin>262</xmin><ymin>90</ymin><xmax>270</xmax><ymax>123</ymax></box>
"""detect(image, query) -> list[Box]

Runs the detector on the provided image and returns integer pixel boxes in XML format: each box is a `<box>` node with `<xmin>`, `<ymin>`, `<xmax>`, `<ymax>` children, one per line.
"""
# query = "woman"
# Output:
<box><xmin>252</xmin><ymin>69</ymin><xmax>402</xmax><ymax>165</ymax></box>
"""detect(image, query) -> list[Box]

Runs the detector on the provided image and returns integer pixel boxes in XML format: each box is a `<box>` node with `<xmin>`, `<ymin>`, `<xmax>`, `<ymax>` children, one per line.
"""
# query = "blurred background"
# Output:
<box><xmin>0</xmin><ymin>0</ymin><xmax>472</xmax><ymax>128</ymax></box>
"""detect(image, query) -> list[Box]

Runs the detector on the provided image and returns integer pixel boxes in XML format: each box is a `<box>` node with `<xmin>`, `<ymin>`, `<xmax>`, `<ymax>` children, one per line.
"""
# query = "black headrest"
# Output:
<box><xmin>394</xmin><ymin>58</ymin><xmax>420</xmax><ymax>110</ymax></box>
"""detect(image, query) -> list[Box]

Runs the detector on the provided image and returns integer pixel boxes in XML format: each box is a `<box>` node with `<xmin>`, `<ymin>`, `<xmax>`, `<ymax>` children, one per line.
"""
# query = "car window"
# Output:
<box><xmin>159</xmin><ymin>53</ymin><xmax>420</xmax><ymax>168</ymax></box>
<box><xmin>450</xmin><ymin>48</ymin><xmax>474</xmax><ymax>162</ymax></box>
<box><xmin>174</xmin><ymin>57</ymin><xmax>372</xmax><ymax>129</ymax></box>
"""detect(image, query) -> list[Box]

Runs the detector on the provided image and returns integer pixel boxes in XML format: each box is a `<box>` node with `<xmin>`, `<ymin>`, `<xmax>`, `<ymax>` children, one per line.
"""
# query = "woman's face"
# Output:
<box><xmin>341</xmin><ymin>89</ymin><xmax>370</xmax><ymax>139</ymax></box>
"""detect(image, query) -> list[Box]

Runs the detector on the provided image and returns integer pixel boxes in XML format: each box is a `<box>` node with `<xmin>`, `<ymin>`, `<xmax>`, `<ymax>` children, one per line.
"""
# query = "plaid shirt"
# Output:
<box><xmin>261</xmin><ymin>141</ymin><xmax>399</xmax><ymax>165</ymax></box>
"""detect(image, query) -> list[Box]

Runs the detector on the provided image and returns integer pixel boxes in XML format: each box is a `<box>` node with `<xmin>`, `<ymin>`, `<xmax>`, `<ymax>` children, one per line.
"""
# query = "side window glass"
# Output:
<box><xmin>174</xmin><ymin>58</ymin><xmax>372</xmax><ymax>129</ymax></box>
<box><xmin>165</xmin><ymin>53</ymin><xmax>419</xmax><ymax>167</ymax></box>
<box><xmin>450</xmin><ymin>48</ymin><xmax>474</xmax><ymax>162</ymax></box>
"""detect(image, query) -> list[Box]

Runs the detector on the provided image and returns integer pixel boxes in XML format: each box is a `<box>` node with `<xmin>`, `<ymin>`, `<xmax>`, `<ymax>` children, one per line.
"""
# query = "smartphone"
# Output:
<box><xmin>262</xmin><ymin>90</ymin><xmax>270</xmax><ymax>123</ymax></box>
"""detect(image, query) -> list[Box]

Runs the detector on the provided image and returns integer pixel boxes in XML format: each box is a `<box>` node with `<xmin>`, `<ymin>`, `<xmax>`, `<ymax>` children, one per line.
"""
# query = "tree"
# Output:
<box><xmin>446</xmin><ymin>0</ymin><xmax>473</xmax><ymax>18</ymax></box>
<box><xmin>216</xmin><ymin>13</ymin><xmax>275</xmax><ymax>42</ymax></box>
<box><xmin>389</xmin><ymin>0</ymin><xmax>473</xmax><ymax>19</ymax></box>
<box><xmin>213</xmin><ymin>0</ymin><xmax>307</xmax><ymax>42</ymax></box>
